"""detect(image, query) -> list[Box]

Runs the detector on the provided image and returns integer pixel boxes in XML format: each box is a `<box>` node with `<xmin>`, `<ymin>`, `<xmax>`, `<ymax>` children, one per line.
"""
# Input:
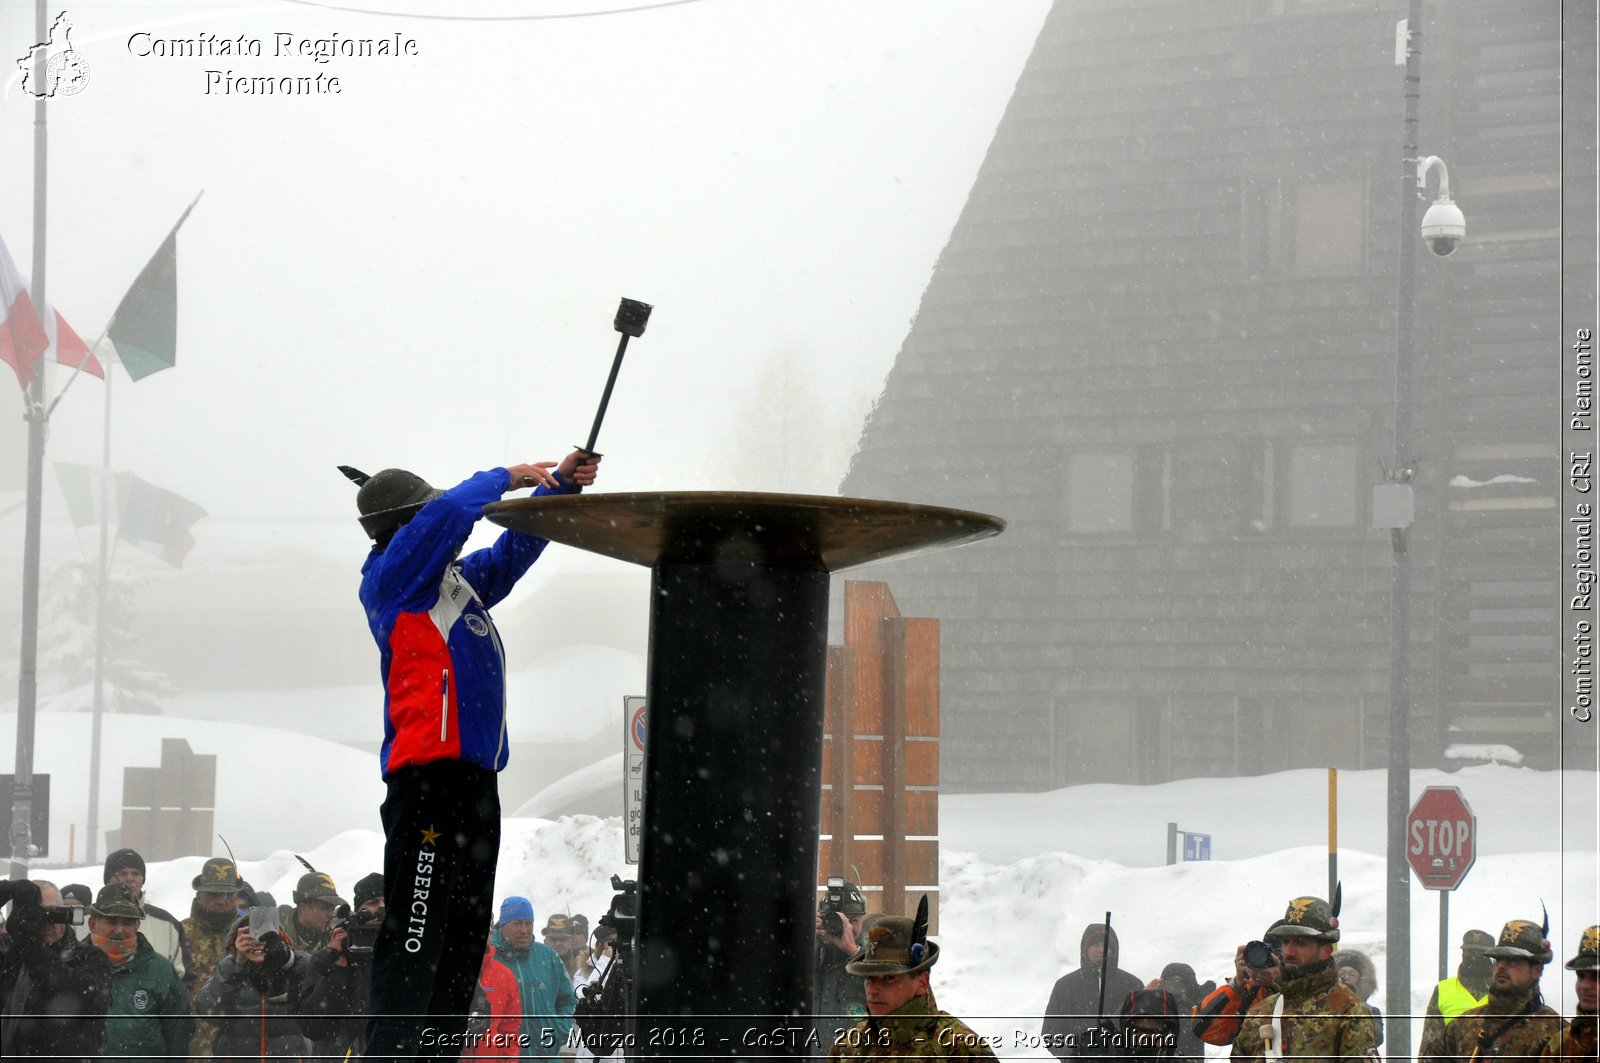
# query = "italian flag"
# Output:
<box><xmin>0</xmin><ymin>230</ymin><xmax>103</xmax><ymax>390</ymax></box>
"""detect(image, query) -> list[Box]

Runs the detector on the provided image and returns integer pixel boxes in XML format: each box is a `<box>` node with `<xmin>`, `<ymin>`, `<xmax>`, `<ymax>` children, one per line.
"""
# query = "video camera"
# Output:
<box><xmin>331</xmin><ymin>903</ymin><xmax>382</xmax><ymax>959</ymax></box>
<box><xmin>574</xmin><ymin>875</ymin><xmax>637</xmax><ymax>1059</ymax></box>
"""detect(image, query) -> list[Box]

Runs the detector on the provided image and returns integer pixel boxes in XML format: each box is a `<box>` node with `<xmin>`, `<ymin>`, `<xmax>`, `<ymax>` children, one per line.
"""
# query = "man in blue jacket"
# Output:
<box><xmin>348</xmin><ymin>452</ymin><xmax>598</xmax><ymax>1061</ymax></box>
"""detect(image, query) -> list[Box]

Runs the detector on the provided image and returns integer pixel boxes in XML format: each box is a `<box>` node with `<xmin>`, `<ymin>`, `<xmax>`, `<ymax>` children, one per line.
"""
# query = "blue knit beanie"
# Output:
<box><xmin>498</xmin><ymin>896</ymin><xmax>534</xmax><ymax>925</ymax></box>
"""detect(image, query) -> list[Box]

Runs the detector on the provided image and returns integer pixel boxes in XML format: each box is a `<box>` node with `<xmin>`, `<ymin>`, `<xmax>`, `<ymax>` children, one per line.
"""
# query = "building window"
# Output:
<box><xmin>1286</xmin><ymin>444</ymin><xmax>1359</xmax><ymax>527</ymax></box>
<box><xmin>1240</xmin><ymin>440</ymin><xmax>1361</xmax><ymax>532</ymax></box>
<box><xmin>1235</xmin><ymin>697</ymin><xmax>1362</xmax><ymax>774</ymax></box>
<box><xmin>1052</xmin><ymin>696</ymin><xmax>1171</xmax><ymax>785</ymax></box>
<box><xmin>1242</xmin><ymin>176</ymin><xmax>1367</xmax><ymax>276</ymax></box>
<box><xmin>1062</xmin><ymin>448</ymin><xmax>1171</xmax><ymax>536</ymax></box>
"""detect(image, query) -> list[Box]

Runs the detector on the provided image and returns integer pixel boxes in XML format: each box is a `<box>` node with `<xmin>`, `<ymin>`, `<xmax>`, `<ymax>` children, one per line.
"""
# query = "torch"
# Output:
<box><xmin>572</xmin><ymin>297</ymin><xmax>652</xmax><ymax>493</ymax></box>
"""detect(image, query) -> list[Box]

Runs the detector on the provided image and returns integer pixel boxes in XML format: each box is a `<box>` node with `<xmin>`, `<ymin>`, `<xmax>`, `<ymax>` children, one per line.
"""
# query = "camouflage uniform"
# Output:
<box><xmin>1420</xmin><ymin>986</ymin><xmax>1565</xmax><ymax>1063</ymax></box>
<box><xmin>180</xmin><ymin>856</ymin><xmax>246</xmax><ymax>1060</ymax></box>
<box><xmin>1231</xmin><ymin>959</ymin><xmax>1378</xmax><ymax>1062</ymax></box>
<box><xmin>1421</xmin><ymin>920</ymin><xmax>1568</xmax><ymax>1063</ymax></box>
<box><xmin>1542</xmin><ymin>924</ymin><xmax>1598</xmax><ymax>1061</ymax></box>
<box><xmin>827</xmin><ymin>903</ymin><xmax>997</xmax><ymax>1061</ymax></box>
<box><xmin>182</xmin><ymin>903</ymin><xmax>236</xmax><ymax>1058</ymax></box>
<box><xmin>277</xmin><ymin>871</ymin><xmax>346</xmax><ymax>954</ymax></box>
<box><xmin>827</xmin><ymin>991</ymin><xmax>997</xmax><ymax>1060</ymax></box>
<box><xmin>1541</xmin><ymin>1013</ymin><xmax>1596</xmax><ymax>1060</ymax></box>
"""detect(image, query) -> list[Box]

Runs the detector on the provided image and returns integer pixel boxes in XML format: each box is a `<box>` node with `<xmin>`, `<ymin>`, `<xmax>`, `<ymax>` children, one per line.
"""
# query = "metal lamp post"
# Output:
<box><xmin>1386</xmin><ymin>1</ymin><xmax>1464</xmax><ymax>1052</ymax></box>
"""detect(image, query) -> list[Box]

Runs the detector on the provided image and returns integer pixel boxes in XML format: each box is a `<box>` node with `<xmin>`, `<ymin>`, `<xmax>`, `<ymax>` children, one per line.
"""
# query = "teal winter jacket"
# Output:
<box><xmin>490</xmin><ymin>928</ymin><xmax>575</xmax><ymax>1062</ymax></box>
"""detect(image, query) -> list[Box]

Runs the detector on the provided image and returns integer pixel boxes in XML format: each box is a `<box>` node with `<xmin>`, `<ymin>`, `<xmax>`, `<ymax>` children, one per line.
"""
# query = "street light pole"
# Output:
<box><xmin>1386</xmin><ymin>0</ymin><xmax>1424</xmax><ymax>1052</ymax></box>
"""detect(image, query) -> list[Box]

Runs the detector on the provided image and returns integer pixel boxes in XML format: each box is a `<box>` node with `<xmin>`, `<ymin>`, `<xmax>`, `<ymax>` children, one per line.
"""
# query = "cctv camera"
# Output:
<box><xmin>1421</xmin><ymin>198</ymin><xmax>1465</xmax><ymax>257</ymax></box>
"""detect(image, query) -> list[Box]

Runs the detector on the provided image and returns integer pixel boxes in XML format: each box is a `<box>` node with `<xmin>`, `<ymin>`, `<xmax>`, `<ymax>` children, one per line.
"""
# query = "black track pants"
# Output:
<box><xmin>365</xmin><ymin>760</ymin><xmax>500</xmax><ymax>1062</ymax></box>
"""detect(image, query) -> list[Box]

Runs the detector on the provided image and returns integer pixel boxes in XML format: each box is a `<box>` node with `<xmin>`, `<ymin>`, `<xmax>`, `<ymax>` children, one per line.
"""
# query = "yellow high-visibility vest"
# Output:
<box><xmin>1437</xmin><ymin>977</ymin><xmax>1488</xmax><ymax>1023</ymax></box>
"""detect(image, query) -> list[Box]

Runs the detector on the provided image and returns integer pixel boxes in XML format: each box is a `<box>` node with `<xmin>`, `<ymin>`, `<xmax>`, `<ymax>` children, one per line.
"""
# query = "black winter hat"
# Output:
<box><xmin>103</xmin><ymin>847</ymin><xmax>146</xmax><ymax>884</ymax></box>
<box><xmin>62</xmin><ymin>882</ymin><xmax>93</xmax><ymax>907</ymax></box>
<box><xmin>353</xmin><ymin>872</ymin><xmax>385</xmax><ymax>910</ymax></box>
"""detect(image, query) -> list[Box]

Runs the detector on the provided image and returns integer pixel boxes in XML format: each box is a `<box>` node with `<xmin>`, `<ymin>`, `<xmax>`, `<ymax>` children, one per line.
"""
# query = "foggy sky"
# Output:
<box><xmin>0</xmin><ymin>0</ymin><xmax>1051</xmax><ymax>564</ymax></box>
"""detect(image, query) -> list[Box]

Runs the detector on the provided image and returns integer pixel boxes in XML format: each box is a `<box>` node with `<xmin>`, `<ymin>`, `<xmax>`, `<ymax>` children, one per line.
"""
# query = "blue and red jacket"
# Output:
<box><xmin>360</xmin><ymin>468</ymin><xmax>563</xmax><ymax>777</ymax></box>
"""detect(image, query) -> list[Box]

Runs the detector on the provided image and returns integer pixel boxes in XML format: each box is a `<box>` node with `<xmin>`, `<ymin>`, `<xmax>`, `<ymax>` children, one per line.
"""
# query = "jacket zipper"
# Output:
<box><xmin>441</xmin><ymin>668</ymin><xmax>450</xmax><ymax>741</ymax></box>
<box><xmin>488</xmin><ymin>619</ymin><xmax>508</xmax><ymax>763</ymax></box>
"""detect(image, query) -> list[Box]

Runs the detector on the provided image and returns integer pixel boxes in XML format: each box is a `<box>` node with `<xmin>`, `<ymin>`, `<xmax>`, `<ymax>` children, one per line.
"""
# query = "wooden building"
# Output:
<box><xmin>839</xmin><ymin>0</ymin><xmax>1575</xmax><ymax>790</ymax></box>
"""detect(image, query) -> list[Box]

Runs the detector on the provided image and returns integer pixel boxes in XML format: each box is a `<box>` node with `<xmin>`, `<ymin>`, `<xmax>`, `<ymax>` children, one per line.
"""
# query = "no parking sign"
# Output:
<box><xmin>624</xmin><ymin>696</ymin><xmax>646</xmax><ymax>863</ymax></box>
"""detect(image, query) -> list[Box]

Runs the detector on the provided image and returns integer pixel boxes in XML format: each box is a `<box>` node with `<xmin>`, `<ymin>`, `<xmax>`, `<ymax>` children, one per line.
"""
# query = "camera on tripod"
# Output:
<box><xmin>574</xmin><ymin>875</ymin><xmax>637</xmax><ymax>1059</ymax></box>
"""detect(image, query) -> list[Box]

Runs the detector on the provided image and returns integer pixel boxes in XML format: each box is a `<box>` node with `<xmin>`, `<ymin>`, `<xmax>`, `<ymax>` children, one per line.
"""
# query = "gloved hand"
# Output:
<box><xmin>259</xmin><ymin>931</ymin><xmax>291</xmax><ymax>969</ymax></box>
<box><xmin>5</xmin><ymin>879</ymin><xmax>48</xmax><ymax>941</ymax></box>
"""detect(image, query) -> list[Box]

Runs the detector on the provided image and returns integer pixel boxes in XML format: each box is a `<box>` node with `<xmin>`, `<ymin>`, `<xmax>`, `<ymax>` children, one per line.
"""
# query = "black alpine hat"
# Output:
<box><xmin>341</xmin><ymin>466</ymin><xmax>442</xmax><ymax>540</ymax></box>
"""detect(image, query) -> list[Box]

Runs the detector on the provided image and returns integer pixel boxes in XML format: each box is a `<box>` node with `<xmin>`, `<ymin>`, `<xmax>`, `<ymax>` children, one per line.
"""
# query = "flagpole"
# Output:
<box><xmin>9</xmin><ymin>0</ymin><xmax>50</xmax><ymax>880</ymax></box>
<box><xmin>86</xmin><ymin>353</ymin><xmax>113</xmax><ymax>864</ymax></box>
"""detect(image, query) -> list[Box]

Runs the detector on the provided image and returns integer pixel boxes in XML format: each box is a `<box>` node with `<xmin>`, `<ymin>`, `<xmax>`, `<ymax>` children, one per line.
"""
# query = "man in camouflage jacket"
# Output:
<box><xmin>180</xmin><ymin>857</ymin><xmax>245</xmax><ymax>1059</ymax></box>
<box><xmin>1231</xmin><ymin>895</ymin><xmax>1379</xmax><ymax>1063</ymax></box>
<box><xmin>1542</xmin><ymin>925</ymin><xmax>1596</xmax><ymax>1061</ymax></box>
<box><xmin>1420</xmin><ymin>918</ymin><xmax>1567</xmax><ymax>1063</ymax></box>
<box><xmin>828</xmin><ymin>904</ymin><xmax>997</xmax><ymax>1060</ymax></box>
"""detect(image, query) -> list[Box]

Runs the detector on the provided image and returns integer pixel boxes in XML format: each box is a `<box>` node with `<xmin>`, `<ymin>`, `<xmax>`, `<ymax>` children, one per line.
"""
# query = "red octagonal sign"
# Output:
<box><xmin>1407</xmin><ymin>786</ymin><xmax>1477</xmax><ymax>891</ymax></box>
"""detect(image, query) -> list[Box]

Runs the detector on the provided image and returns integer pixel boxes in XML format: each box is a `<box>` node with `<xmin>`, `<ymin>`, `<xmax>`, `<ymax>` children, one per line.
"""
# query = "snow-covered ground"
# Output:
<box><xmin>10</xmin><ymin>702</ymin><xmax>1595</xmax><ymax>1059</ymax></box>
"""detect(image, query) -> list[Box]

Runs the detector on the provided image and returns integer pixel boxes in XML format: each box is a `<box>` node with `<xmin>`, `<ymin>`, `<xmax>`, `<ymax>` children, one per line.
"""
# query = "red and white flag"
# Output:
<box><xmin>43</xmin><ymin>299</ymin><xmax>103</xmax><ymax>379</ymax></box>
<box><xmin>0</xmin><ymin>231</ymin><xmax>49</xmax><ymax>389</ymax></box>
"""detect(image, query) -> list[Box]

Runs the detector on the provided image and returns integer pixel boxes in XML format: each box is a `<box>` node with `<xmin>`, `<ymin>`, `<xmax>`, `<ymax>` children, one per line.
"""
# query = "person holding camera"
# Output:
<box><xmin>1192</xmin><ymin>937</ymin><xmax>1283</xmax><ymax>1048</ymax></box>
<box><xmin>194</xmin><ymin>908</ymin><xmax>313</xmax><ymax>1060</ymax></box>
<box><xmin>298</xmin><ymin>871</ymin><xmax>386</xmax><ymax>1058</ymax></box>
<box><xmin>0</xmin><ymin>878</ymin><xmax>112</xmax><ymax>1059</ymax></box>
<box><xmin>1229</xmin><ymin>894</ymin><xmax>1377</xmax><ymax>1062</ymax></box>
<box><xmin>89</xmin><ymin>882</ymin><xmax>193</xmax><ymax>1063</ymax></box>
<box><xmin>815</xmin><ymin>877</ymin><xmax>870</xmax><ymax>1048</ymax></box>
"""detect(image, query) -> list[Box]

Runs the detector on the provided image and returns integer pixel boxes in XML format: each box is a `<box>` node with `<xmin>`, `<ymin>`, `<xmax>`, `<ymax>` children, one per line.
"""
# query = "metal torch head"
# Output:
<box><xmin>614</xmin><ymin>298</ymin><xmax>653</xmax><ymax>338</ymax></box>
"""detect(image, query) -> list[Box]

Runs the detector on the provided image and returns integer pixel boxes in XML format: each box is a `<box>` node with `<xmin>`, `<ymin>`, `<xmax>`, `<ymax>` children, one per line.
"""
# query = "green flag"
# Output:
<box><xmin>108</xmin><ymin>193</ymin><xmax>200</xmax><ymax>381</ymax></box>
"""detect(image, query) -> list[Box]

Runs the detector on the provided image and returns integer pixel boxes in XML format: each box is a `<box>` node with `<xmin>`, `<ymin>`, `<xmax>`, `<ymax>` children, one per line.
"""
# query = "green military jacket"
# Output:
<box><xmin>1231</xmin><ymin>960</ymin><xmax>1379</xmax><ymax>1062</ymax></box>
<box><xmin>101</xmin><ymin>934</ymin><xmax>194</xmax><ymax>1063</ymax></box>
<box><xmin>827</xmin><ymin>991</ymin><xmax>998</xmax><ymax>1060</ymax></box>
<box><xmin>1419</xmin><ymin>987</ymin><xmax>1566</xmax><ymax>1063</ymax></box>
<box><xmin>1541</xmin><ymin>1010</ymin><xmax>1595</xmax><ymax>1060</ymax></box>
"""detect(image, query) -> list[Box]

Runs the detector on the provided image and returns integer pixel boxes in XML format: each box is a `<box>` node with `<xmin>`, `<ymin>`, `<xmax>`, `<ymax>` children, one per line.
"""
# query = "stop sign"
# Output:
<box><xmin>1407</xmin><ymin>786</ymin><xmax>1477</xmax><ymax>890</ymax></box>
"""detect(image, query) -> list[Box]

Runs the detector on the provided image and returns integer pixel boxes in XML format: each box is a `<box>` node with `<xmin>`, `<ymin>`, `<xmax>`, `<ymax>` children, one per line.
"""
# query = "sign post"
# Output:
<box><xmin>1407</xmin><ymin>786</ymin><xmax>1477</xmax><ymax>980</ymax></box>
<box><xmin>624</xmin><ymin>696</ymin><xmax>646</xmax><ymax>864</ymax></box>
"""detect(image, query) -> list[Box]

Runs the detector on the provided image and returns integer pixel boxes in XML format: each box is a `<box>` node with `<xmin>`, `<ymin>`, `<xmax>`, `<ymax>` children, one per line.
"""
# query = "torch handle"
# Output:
<box><xmin>570</xmin><ymin>332</ymin><xmax>632</xmax><ymax>494</ymax></box>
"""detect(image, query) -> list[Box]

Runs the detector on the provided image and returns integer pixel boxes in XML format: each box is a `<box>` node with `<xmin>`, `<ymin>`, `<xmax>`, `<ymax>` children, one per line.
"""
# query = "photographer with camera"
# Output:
<box><xmin>814</xmin><ymin>877</ymin><xmax>870</xmax><ymax>1048</ymax></box>
<box><xmin>195</xmin><ymin>904</ymin><xmax>313</xmax><ymax>1060</ymax></box>
<box><xmin>1192</xmin><ymin>936</ymin><xmax>1282</xmax><ymax>1047</ymax></box>
<box><xmin>298</xmin><ymin>871</ymin><xmax>385</xmax><ymax>1058</ymax></box>
<box><xmin>0</xmin><ymin>878</ymin><xmax>111</xmax><ymax>1058</ymax></box>
<box><xmin>1229</xmin><ymin>894</ymin><xmax>1377</xmax><ymax>1062</ymax></box>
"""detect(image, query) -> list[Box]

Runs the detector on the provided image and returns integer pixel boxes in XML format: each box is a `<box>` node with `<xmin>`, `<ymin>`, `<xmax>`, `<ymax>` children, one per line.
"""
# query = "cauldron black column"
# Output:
<box><xmin>486</xmin><ymin>493</ymin><xmax>1003</xmax><ymax>1058</ymax></box>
